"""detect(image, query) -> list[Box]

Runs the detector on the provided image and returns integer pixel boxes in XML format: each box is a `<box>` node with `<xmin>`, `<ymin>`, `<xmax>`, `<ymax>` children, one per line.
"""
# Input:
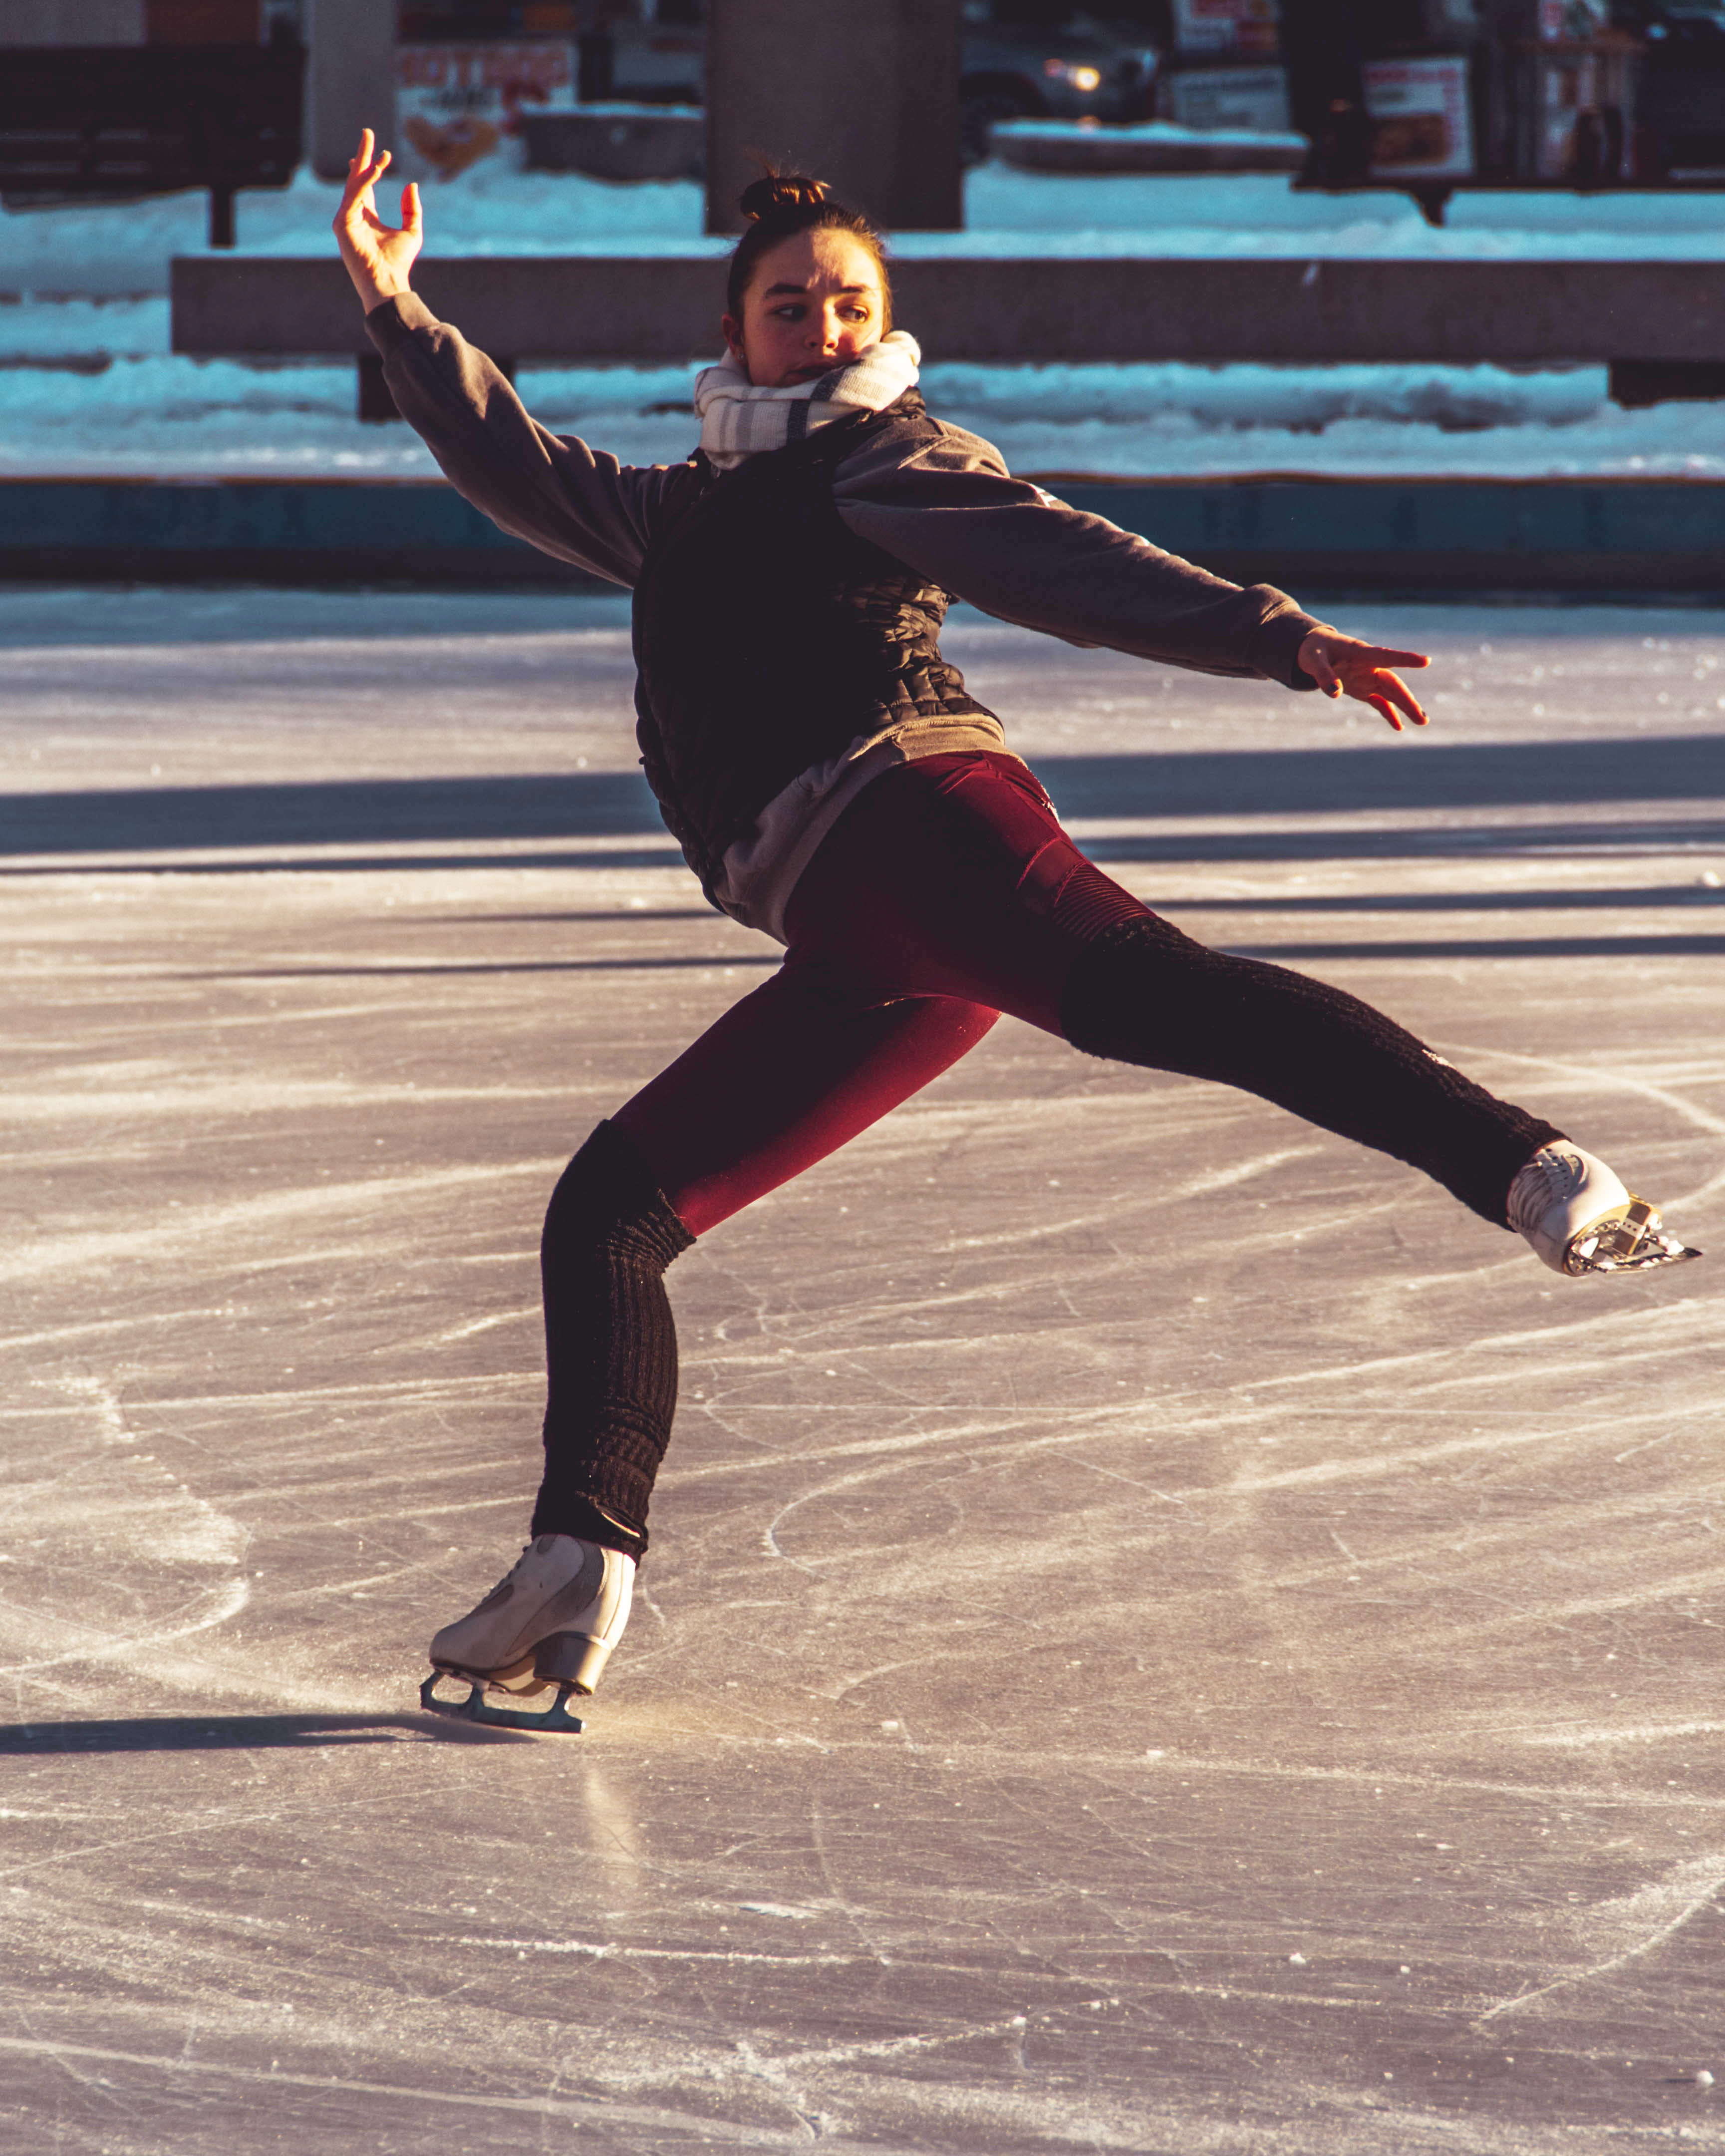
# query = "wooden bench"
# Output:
<box><xmin>172</xmin><ymin>251</ymin><xmax>1725</xmax><ymax>415</ymax></box>
<box><xmin>0</xmin><ymin>42</ymin><xmax>304</xmax><ymax>250</ymax></box>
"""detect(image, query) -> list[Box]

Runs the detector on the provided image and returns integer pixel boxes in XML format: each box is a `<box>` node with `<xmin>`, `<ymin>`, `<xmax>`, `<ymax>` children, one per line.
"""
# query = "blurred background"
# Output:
<box><xmin>6</xmin><ymin>1</ymin><xmax>1725</xmax><ymax>559</ymax></box>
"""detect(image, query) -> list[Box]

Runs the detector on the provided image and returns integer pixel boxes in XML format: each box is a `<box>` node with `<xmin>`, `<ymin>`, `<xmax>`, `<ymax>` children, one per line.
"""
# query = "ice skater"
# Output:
<box><xmin>333</xmin><ymin>133</ymin><xmax>1699</xmax><ymax>1731</ymax></box>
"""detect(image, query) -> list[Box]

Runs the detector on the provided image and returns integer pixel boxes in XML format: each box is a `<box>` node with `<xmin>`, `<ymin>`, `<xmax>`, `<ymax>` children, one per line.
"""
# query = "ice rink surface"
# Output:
<box><xmin>0</xmin><ymin>588</ymin><xmax>1722</xmax><ymax>2153</ymax></box>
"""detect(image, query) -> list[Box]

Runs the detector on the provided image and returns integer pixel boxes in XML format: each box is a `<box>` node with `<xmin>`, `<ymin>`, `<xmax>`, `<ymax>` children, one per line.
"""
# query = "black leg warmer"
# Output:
<box><xmin>530</xmin><ymin>1119</ymin><xmax>694</xmax><ymax>1561</ymax></box>
<box><xmin>1061</xmin><ymin>914</ymin><xmax>1561</xmax><ymax>1227</ymax></box>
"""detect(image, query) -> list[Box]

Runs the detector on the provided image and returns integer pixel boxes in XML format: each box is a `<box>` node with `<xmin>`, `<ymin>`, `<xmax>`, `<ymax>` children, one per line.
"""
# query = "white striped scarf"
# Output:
<box><xmin>693</xmin><ymin>330</ymin><xmax>921</xmax><ymax>472</ymax></box>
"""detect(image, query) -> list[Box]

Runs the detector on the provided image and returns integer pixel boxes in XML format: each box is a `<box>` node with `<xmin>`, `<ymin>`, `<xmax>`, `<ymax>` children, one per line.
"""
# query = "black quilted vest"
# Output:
<box><xmin>630</xmin><ymin>390</ymin><xmax>994</xmax><ymax>899</ymax></box>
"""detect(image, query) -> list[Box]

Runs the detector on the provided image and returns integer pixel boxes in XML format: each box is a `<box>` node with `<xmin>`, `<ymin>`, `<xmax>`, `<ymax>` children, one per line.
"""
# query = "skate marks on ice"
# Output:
<box><xmin>0</xmin><ymin>598</ymin><xmax>1721</xmax><ymax>2151</ymax></box>
<box><xmin>0</xmin><ymin>2030</ymin><xmax>1055</xmax><ymax>2156</ymax></box>
<box><xmin>631</xmin><ymin>1052</ymin><xmax>1725</xmax><ymax>2126</ymax></box>
<box><xmin>0</xmin><ymin>1372</ymin><xmax>250</xmax><ymax>1691</ymax></box>
<box><xmin>1474</xmin><ymin>1850</ymin><xmax>1725</xmax><ymax>2026</ymax></box>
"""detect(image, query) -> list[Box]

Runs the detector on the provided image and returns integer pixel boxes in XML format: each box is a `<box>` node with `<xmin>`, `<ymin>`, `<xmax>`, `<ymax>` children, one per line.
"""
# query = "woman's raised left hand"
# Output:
<box><xmin>1297</xmin><ymin>629</ymin><xmax>1430</xmax><ymax>732</ymax></box>
<box><xmin>334</xmin><ymin>128</ymin><xmax>423</xmax><ymax>313</ymax></box>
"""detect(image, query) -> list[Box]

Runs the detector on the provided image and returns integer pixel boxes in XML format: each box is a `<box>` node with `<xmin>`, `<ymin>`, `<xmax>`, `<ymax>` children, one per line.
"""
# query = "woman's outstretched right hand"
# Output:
<box><xmin>334</xmin><ymin>128</ymin><xmax>423</xmax><ymax>312</ymax></box>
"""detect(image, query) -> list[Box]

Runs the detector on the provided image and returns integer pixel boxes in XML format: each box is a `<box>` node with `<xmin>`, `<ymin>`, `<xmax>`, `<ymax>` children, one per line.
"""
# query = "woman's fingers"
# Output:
<box><xmin>1375</xmin><ymin>668</ymin><xmax>1429</xmax><ymax>727</ymax></box>
<box><xmin>347</xmin><ymin>132</ymin><xmax>391</xmax><ymax>185</ymax></box>
<box><xmin>1298</xmin><ymin>632</ymin><xmax>1431</xmax><ymax>726</ymax></box>
<box><xmin>334</xmin><ymin>127</ymin><xmax>419</xmax><ymax>307</ymax></box>
<box><xmin>336</xmin><ymin>147</ymin><xmax>418</xmax><ymax>263</ymax></box>
<box><xmin>338</xmin><ymin>130</ymin><xmax>392</xmax><ymax>221</ymax></box>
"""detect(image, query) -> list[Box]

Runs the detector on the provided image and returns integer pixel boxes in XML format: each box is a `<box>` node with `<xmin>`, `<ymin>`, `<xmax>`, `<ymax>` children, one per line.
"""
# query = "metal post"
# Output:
<box><xmin>302</xmin><ymin>0</ymin><xmax>396</xmax><ymax>182</ymax></box>
<box><xmin>705</xmin><ymin>0</ymin><xmax>962</xmax><ymax>234</ymax></box>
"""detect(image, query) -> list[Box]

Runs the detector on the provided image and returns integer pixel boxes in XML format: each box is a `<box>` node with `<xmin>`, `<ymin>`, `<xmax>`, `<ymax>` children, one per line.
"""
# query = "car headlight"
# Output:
<box><xmin>1043</xmin><ymin>58</ymin><xmax>1105</xmax><ymax>93</ymax></box>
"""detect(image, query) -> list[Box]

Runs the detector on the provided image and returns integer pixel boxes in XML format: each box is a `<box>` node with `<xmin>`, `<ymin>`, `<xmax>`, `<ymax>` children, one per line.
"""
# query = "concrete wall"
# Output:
<box><xmin>302</xmin><ymin>0</ymin><xmax>395</xmax><ymax>181</ymax></box>
<box><xmin>0</xmin><ymin>0</ymin><xmax>145</xmax><ymax>40</ymax></box>
<box><xmin>174</xmin><ymin>253</ymin><xmax>1725</xmax><ymax>366</ymax></box>
<box><xmin>705</xmin><ymin>0</ymin><xmax>962</xmax><ymax>233</ymax></box>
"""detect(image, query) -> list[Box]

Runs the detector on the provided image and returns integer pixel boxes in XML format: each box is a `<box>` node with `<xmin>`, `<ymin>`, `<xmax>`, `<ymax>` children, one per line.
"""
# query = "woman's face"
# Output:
<box><xmin>722</xmin><ymin>229</ymin><xmax>884</xmax><ymax>388</ymax></box>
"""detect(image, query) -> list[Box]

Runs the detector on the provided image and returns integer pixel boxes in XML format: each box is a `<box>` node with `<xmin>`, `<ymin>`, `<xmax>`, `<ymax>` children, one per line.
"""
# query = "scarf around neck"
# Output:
<box><xmin>693</xmin><ymin>329</ymin><xmax>921</xmax><ymax>472</ymax></box>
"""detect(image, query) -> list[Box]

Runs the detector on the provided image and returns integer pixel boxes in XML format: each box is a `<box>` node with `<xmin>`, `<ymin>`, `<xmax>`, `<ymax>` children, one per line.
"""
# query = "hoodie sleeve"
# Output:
<box><xmin>831</xmin><ymin>418</ymin><xmax>1324</xmax><ymax>690</ymax></box>
<box><xmin>365</xmin><ymin>292</ymin><xmax>689</xmax><ymax>587</ymax></box>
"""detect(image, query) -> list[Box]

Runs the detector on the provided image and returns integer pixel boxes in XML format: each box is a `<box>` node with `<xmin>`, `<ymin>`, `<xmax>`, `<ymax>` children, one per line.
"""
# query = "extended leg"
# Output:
<box><xmin>1060</xmin><ymin>912</ymin><xmax>1558</xmax><ymax>1225</ymax></box>
<box><xmin>780</xmin><ymin>755</ymin><xmax>1565</xmax><ymax>1230</ymax></box>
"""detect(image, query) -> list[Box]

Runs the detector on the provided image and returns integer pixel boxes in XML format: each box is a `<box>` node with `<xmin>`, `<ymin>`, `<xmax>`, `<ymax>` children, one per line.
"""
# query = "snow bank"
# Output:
<box><xmin>8</xmin><ymin>157</ymin><xmax>1725</xmax><ymax>480</ymax></box>
<box><xmin>0</xmin><ymin>162</ymin><xmax>710</xmax><ymax>299</ymax></box>
<box><xmin>9</xmin><ymin>157</ymin><xmax>1725</xmax><ymax>303</ymax></box>
<box><xmin>9</xmin><ymin>349</ymin><xmax>1725</xmax><ymax>483</ymax></box>
<box><xmin>995</xmin><ymin>120</ymin><xmax>1308</xmax><ymax>151</ymax></box>
<box><xmin>943</xmin><ymin>166</ymin><xmax>1725</xmax><ymax>258</ymax></box>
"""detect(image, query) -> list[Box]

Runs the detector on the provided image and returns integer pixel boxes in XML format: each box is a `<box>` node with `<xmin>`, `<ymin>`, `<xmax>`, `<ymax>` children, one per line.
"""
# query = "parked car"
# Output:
<box><xmin>959</xmin><ymin>15</ymin><xmax>1161</xmax><ymax>163</ymax></box>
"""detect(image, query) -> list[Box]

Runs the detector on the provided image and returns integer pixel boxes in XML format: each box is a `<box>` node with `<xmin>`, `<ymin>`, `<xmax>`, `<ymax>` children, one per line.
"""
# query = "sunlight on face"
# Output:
<box><xmin>722</xmin><ymin>229</ymin><xmax>885</xmax><ymax>389</ymax></box>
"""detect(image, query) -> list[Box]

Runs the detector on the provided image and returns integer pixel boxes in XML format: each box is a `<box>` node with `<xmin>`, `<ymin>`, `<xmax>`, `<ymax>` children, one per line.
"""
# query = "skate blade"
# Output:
<box><xmin>1566</xmin><ymin>1199</ymin><xmax>1704</xmax><ymax>1277</ymax></box>
<box><xmin>418</xmin><ymin>1670</ymin><xmax>585</xmax><ymax>1735</ymax></box>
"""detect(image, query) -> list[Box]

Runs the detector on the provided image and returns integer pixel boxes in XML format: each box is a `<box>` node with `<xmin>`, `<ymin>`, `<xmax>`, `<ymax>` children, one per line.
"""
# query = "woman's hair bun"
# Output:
<box><xmin>738</xmin><ymin>170</ymin><xmax>829</xmax><ymax>222</ymax></box>
<box><xmin>724</xmin><ymin>165</ymin><xmax>889</xmax><ymax>322</ymax></box>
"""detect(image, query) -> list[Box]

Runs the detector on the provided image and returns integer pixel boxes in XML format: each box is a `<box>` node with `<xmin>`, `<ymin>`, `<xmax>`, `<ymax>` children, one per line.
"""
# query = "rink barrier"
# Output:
<box><xmin>0</xmin><ymin>478</ymin><xmax>611</xmax><ymax>591</ymax></box>
<box><xmin>11</xmin><ymin>474</ymin><xmax>1725</xmax><ymax>590</ymax></box>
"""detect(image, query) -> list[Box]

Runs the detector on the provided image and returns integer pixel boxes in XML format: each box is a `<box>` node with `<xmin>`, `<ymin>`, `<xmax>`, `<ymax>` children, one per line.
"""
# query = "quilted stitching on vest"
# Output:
<box><xmin>630</xmin><ymin>393</ymin><xmax>993</xmax><ymax>899</ymax></box>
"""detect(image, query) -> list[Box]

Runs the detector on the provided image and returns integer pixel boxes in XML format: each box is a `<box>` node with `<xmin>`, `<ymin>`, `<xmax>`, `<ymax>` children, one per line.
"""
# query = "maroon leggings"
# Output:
<box><xmin>612</xmin><ymin>752</ymin><xmax>1144</xmax><ymax>1232</ymax></box>
<box><xmin>533</xmin><ymin>752</ymin><xmax>1558</xmax><ymax>1553</ymax></box>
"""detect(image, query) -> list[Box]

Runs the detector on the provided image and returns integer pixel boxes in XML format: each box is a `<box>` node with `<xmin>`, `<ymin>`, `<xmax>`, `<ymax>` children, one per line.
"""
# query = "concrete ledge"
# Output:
<box><xmin>172</xmin><ymin>253</ymin><xmax>1725</xmax><ymax>364</ymax></box>
<box><xmin>9</xmin><ymin>475</ymin><xmax>1725</xmax><ymax>591</ymax></box>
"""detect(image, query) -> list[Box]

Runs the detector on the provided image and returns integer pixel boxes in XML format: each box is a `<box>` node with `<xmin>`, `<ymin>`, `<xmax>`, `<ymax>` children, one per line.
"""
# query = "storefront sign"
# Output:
<box><xmin>1165</xmin><ymin>65</ymin><xmax>1292</xmax><ymax>133</ymax></box>
<box><xmin>1362</xmin><ymin>54</ymin><xmax>1475</xmax><ymax>179</ymax></box>
<box><xmin>397</xmin><ymin>41</ymin><xmax>577</xmax><ymax>181</ymax></box>
<box><xmin>1170</xmin><ymin>0</ymin><xmax>1281</xmax><ymax>62</ymax></box>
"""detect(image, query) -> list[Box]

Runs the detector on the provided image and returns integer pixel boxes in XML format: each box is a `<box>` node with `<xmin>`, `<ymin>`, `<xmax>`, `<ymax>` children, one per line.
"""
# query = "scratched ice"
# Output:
<box><xmin>0</xmin><ymin>589</ymin><xmax>1721</xmax><ymax>2152</ymax></box>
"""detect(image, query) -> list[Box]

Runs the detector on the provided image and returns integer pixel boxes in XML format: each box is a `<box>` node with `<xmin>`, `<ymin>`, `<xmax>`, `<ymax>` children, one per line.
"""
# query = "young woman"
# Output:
<box><xmin>333</xmin><ymin>133</ymin><xmax>1698</xmax><ymax>1730</ymax></box>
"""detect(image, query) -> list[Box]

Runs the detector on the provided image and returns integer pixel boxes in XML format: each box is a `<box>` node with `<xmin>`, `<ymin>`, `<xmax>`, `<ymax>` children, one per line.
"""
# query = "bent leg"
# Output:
<box><xmin>530</xmin><ymin>1119</ymin><xmax>693</xmax><ymax>1560</ymax></box>
<box><xmin>613</xmin><ymin>972</ymin><xmax>999</xmax><ymax>1235</ymax></box>
<box><xmin>534</xmin><ymin>975</ymin><xmax>998</xmax><ymax>1556</ymax></box>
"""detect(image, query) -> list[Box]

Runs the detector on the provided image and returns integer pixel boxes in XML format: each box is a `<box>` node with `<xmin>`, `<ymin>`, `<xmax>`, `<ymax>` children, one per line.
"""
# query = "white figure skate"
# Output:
<box><xmin>419</xmin><ymin>1534</ymin><xmax>634</xmax><ymax>1734</ymax></box>
<box><xmin>1508</xmin><ymin>1142</ymin><xmax>1701</xmax><ymax>1278</ymax></box>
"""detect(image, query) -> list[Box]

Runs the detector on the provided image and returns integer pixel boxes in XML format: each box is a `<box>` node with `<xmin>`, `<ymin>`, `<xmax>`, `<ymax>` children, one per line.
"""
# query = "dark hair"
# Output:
<box><xmin>724</xmin><ymin>169</ymin><xmax>892</xmax><ymax>327</ymax></box>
